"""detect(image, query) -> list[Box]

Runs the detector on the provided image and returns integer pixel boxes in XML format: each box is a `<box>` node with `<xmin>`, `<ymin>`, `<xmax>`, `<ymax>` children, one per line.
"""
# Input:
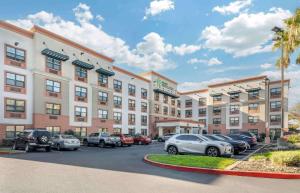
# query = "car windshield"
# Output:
<box><xmin>61</xmin><ymin>135</ymin><xmax>76</xmax><ymax>139</ymax></box>
<box><xmin>33</xmin><ymin>130</ymin><xmax>51</xmax><ymax>137</ymax></box>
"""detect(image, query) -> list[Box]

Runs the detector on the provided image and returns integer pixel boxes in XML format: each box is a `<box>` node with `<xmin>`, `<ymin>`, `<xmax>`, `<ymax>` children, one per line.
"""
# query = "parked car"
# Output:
<box><xmin>164</xmin><ymin>134</ymin><xmax>233</xmax><ymax>157</ymax></box>
<box><xmin>12</xmin><ymin>129</ymin><xmax>52</xmax><ymax>152</ymax></box>
<box><xmin>239</xmin><ymin>131</ymin><xmax>258</xmax><ymax>141</ymax></box>
<box><xmin>83</xmin><ymin>132</ymin><xmax>121</xmax><ymax>147</ymax></box>
<box><xmin>204</xmin><ymin>134</ymin><xmax>247</xmax><ymax>154</ymax></box>
<box><xmin>227</xmin><ymin>134</ymin><xmax>257</xmax><ymax>147</ymax></box>
<box><xmin>111</xmin><ymin>134</ymin><xmax>134</xmax><ymax>146</ymax></box>
<box><xmin>52</xmin><ymin>134</ymin><xmax>80</xmax><ymax>151</ymax></box>
<box><xmin>133</xmin><ymin>134</ymin><xmax>152</xmax><ymax>145</ymax></box>
<box><xmin>158</xmin><ymin>133</ymin><xmax>175</xmax><ymax>142</ymax></box>
<box><xmin>215</xmin><ymin>134</ymin><xmax>250</xmax><ymax>149</ymax></box>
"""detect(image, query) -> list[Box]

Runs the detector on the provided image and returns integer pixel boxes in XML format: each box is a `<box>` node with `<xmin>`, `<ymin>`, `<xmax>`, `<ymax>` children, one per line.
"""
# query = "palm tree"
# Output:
<box><xmin>272</xmin><ymin>8</ymin><xmax>300</xmax><ymax>136</ymax></box>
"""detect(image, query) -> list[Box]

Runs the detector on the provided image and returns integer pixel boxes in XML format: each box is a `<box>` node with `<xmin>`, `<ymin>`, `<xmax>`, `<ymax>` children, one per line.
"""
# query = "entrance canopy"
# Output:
<box><xmin>156</xmin><ymin>119</ymin><xmax>205</xmax><ymax>136</ymax></box>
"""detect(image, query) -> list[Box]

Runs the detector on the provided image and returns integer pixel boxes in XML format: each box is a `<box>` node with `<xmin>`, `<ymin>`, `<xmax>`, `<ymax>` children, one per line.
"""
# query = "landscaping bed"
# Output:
<box><xmin>233</xmin><ymin>150</ymin><xmax>300</xmax><ymax>173</ymax></box>
<box><xmin>147</xmin><ymin>154</ymin><xmax>236</xmax><ymax>170</ymax></box>
<box><xmin>0</xmin><ymin>148</ymin><xmax>23</xmax><ymax>154</ymax></box>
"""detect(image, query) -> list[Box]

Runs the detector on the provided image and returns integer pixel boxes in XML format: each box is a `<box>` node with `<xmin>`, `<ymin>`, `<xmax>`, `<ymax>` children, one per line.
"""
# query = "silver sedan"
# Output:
<box><xmin>52</xmin><ymin>134</ymin><xmax>80</xmax><ymax>151</ymax></box>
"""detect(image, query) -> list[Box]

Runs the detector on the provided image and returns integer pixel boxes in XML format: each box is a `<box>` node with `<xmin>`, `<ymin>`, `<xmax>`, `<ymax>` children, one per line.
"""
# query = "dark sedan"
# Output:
<box><xmin>204</xmin><ymin>134</ymin><xmax>247</xmax><ymax>154</ymax></box>
<box><xmin>227</xmin><ymin>134</ymin><xmax>257</xmax><ymax>148</ymax></box>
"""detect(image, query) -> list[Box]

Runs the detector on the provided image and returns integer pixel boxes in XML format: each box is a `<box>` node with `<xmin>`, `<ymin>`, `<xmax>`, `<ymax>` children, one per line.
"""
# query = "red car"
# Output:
<box><xmin>112</xmin><ymin>134</ymin><xmax>134</xmax><ymax>146</ymax></box>
<box><xmin>133</xmin><ymin>134</ymin><xmax>152</xmax><ymax>145</ymax></box>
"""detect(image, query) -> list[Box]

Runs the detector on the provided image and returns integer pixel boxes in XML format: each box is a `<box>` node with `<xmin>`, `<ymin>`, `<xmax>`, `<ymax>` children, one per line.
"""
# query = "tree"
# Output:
<box><xmin>272</xmin><ymin>8</ymin><xmax>300</xmax><ymax>136</ymax></box>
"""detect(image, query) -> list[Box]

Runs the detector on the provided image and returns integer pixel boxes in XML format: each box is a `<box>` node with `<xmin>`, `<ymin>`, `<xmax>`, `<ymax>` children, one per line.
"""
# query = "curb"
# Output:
<box><xmin>144</xmin><ymin>155</ymin><xmax>300</xmax><ymax>179</ymax></box>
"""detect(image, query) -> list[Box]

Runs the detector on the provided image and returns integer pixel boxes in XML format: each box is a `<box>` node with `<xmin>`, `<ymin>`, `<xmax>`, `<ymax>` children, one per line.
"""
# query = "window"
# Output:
<box><xmin>113</xmin><ymin>96</ymin><xmax>122</xmax><ymax>106</ymax></box>
<box><xmin>141</xmin><ymin>129</ymin><xmax>147</xmax><ymax>136</ymax></box>
<box><xmin>163</xmin><ymin>106</ymin><xmax>168</xmax><ymax>115</ymax></box>
<box><xmin>248</xmin><ymin>116</ymin><xmax>259</xmax><ymax>123</ymax></box>
<box><xmin>128</xmin><ymin>128</ymin><xmax>135</xmax><ymax>135</ymax></box>
<box><xmin>199</xmin><ymin>98</ymin><xmax>206</xmax><ymax>106</ymax></box>
<box><xmin>171</xmin><ymin>108</ymin><xmax>176</xmax><ymax>116</ymax></box>
<box><xmin>185</xmin><ymin>109</ymin><xmax>192</xmax><ymax>117</ymax></box>
<box><xmin>185</xmin><ymin>99</ymin><xmax>192</xmax><ymax>107</ymax></box>
<box><xmin>163</xmin><ymin>95</ymin><xmax>168</xmax><ymax>103</ymax></box>
<box><xmin>99</xmin><ymin>74</ymin><xmax>108</xmax><ymax>85</ymax></box>
<box><xmin>6</xmin><ymin>72</ymin><xmax>25</xmax><ymax>87</ymax></box>
<box><xmin>46</xmin><ymin>126</ymin><xmax>60</xmax><ymax>137</ymax></box>
<box><xmin>113</xmin><ymin>79</ymin><xmax>122</xmax><ymax>91</ymax></box>
<box><xmin>98</xmin><ymin>109</ymin><xmax>108</xmax><ymax>119</ymax></box>
<box><xmin>213</xmin><ymin>118</ymin><xmax>221</xmax><ymax>124</ymax></box>
<box><xmin>6</xmin><ymin>45</ymin><xmax>25</xmax><ymax>62</ymax></box>
<box><xmin>155</xmin><ymin>92</ymin><xmax>159</xmax><ymax>101</ymax></box>
<box><xmin>270</xmin><ymin>101</ymin><xmax>281</xmax><ymax>111</ymax></box>
<box><xmin>75</xmin><ymin>86</ymin><xmax>87</xmax><ymax>97</ymax></box>
<box><xmin>198</xmin><ymin>108</ymin><xmax>206</xmax><ymax>116</ymax></box>
<box><xmin>141</xmin><ymin>102</ymin><xmax>147</xmax><ymax>112</ymax></box>
<box><xmin>128</xmin><ymin>84</ymin><xmax>136</xmax><ymax>95</ymax></box>
<box><xmin>213</xmin><ymin>106</ymin><xmax>221</xmax><ymax>114</ymax></box>
<box><xmin>75</xmin><ymin>66</ymin><xmax>87</xmax><ymax>78</ymax></box>
<box><xmin>141</xmin><ymin>88</ymin><xmax>147</xmax><ymax>99</ymax></box>
<box><xmin>229</xmin><ymin>129</ymin><xmax>239</xmax><ymax>134</ymax></box>
<box><xmin>249</xmin><ymin>103</ymin><xmax>259</xmax><ymax>111</ymax></box>
<box><xmin>99</xmin><ymin>91</ymin><xmax>108</xmax><ymax>102</ymax></box>
<box><xmin>46</xmin><ymin>80</ymin><xmax>60</xmax><ymax>93</ymax></box>
<box><xmin>270</xmin><ymin>115</ymin><xmax>281</xmax><ymax>123</ymax></box>
<box><xmin>177</xmin><ymin>100</ymin><xmax>181</xmax><ymax>107</ymax></box>
<box><xmin>171</xmin><ymin>99</ymin><xmax>175</xmax><ymax>105</ymax></box>
<box><xmin>113</xmin><ymin>128</ymin><xmax>121</xmax><ymax>134</ymax></box>
<box><xmin>230</xmin><ymin>93</ymin><xmax>240</xmax><ymax>102</ymax></box>
<box><xmin>5</xmin><ymin>125</ymin><xmax>24</xmax><ymax>139</ymax></box>
<box><xmin>113</xmin><ymin>112</ymin><xmax>122</xmax><ymax>122</ymax></box>
<box><xmin>128</xmin><ymin>114</ymin><xmax>136</xmax><ymax>124</ymax></box>
<box><xmin>154</xmin><ymin>104</ymin><xmax>160</xmax><ymax>113</ymax></box>
<box><xmin>6</xmin><ymin>98</ymin><xmax>25</xmax><ymax>112</ymax></box>
<box><xmin>230</xmin><ymin>105</ymin><xmax>239</xmax><ymax>114</ymax></box>
<box><xmin>75</xmin><ymin>106</ymin><xmax>87</xmax><ymax>117</ymax></box>
<box><xmin>270</xmin><ymin>87</ymin><xmax>281</xmax><ymax>97</ymax></box>
<box><xmin>199</xmin><ymin>119</ymin><xmax>206</xmax><ymax>126</ymax></box>
<box><xmin>141</xmin><ymin>115</ymin><xmax>147</xmax><ymax>125</ymax></box>
<box><xmin>99</xmin><ymin>128</ymin><xmax>108</xmax><ymax>133</ymax></box>
<box><xmin>46</xmin><ymin>57</ymin><xmax>61</xmax><ymax>71</ymax></box>
<box><xmin>177</xmin><ymin>110</ymin><xmax>181</xmax><ymax>117</ymax></box>
<box><xmin>230</xmin><ymin>117</ymin><xmax>239</xmax><ymax>126</ymax></box>
<box><xmin>46</xmin><ymin>103</ymin><xmax>61</xmax><ymax>115</ymax></box>
<box><xmin>249</xmin><ymin>129</ymin><xmax>258</xmax><ymax>137</ymax></box>
<box><xmin>75</xmin><ymin>127</ymin><xmax>87</xmax><ymax>138</ymax></box>
<box><xmin>128</xmin><ymin>99</ymin><xmax>136</xmax><ymax>110</ymax></box>
<box><xmin>213</xmin><ymin>130</ymin><xmax>221</xmax><ymax>134</ymax></box>
<box><xmin>248</xmin><ymin>90</ymin><xmax>259</xmax><ymax>100</ymax></box>
<box><xmin>213</xmin><ymin>95</ymin><xmax>222</xmax><ymax>102</ymax></box>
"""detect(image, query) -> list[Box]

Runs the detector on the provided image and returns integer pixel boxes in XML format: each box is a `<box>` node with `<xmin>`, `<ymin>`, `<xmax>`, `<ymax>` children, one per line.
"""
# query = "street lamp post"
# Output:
<box><xmin>272</xmin><ymin>26</ymin><xmax>285</xmax><ymax>137</ymax></box>
<box><xmin>264</xmin><ymin>77</ymin><xmax>271</xmax><ymax>144</ymax></box>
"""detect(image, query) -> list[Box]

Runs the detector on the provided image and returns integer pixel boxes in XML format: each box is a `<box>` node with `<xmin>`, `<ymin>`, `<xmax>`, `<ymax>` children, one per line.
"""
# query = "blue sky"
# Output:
<box><xmin>1</xmin><ymin>0</ymin><xmax>299</xmax><ymax>106</ymax></box>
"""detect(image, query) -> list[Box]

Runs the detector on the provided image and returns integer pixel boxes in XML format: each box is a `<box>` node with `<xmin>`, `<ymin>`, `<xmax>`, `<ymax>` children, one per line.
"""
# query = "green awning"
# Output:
<box><xmin>154</xmin><ymin>88</ymin><xmax>179</xmax><ymax>98</ymax></box>
<box><xmin>72</xmin><ymin>60</ymin><xmax>94</xmax><ymax>70</ymax></box>
<box><xmin>227</xmin><ymin>90</ymin><xmax>241</xmax><ymax>95</ymax></box>
<box><xmin>41</xmin><ymin>48</ymin><xmax>69</xmax><ymax>61</ymax></box>
<box><xmin>96</xmin><ymin>68</ymin><xmax>115</xmax><ymax>76</ymax></box>
<box><xmin>246</xmin><ymin>87</ymin><xmax>261</xmax><ymax>92</ymax></box>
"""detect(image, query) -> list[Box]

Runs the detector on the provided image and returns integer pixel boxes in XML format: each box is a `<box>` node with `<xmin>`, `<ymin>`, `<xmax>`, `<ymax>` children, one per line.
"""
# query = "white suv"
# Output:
<box><xmin>164</xmin><ymin>134</ymin><xmax>233</xmax><ymax>157</ymax></box>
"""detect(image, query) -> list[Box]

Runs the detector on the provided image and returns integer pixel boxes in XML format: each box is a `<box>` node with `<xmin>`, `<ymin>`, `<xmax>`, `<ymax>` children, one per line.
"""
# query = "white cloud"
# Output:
<box><xmin>96</xmin><ymin>15</ymin><xmax>105</xmax><ymax>22</ymax></box>
<box><xmin>8</xmin><ymin>3</ymin><xmax>198</xmax><ymax>71</ymax></box>
<box><xmin>212</xmin><ymin>0</ymin><xmax>252</xmax><ymax>15</ymax></box>
<box><xmin>187</xmin><ymin>57</ymin><xmax>222</xmax><ymax>66</ymax></box>
<box><xmin>201</xmin><ymin>8</ymin><xmax>291</xmax><ymax>57</ymax></box>
<box><xmin>178</xmin><ymin>78</ymin><xmax>232</xmax><ymax>92</ymax></box>
<box><xmin>261</xmin><ymin>68</ymin><xmax>300</xmax><ymax>107</ymax></box>
<box><xmin>207</xmin><ymin>65</ymin><xmax>255</xmax><ymax>73</ymax></box>
<box><xmin>173</xmin><ymin>44</ymin><xmax>201</xmax><ymax>56</ymax></box>
<box><xmin>260</xmin><ymin>63</ymin><xmax>273</xmax><ymax>69</ymax></box>
<box><xmin>144</xmin><ymin>0</ymin><xmax>175</xmax><ymax>20</ymax></box>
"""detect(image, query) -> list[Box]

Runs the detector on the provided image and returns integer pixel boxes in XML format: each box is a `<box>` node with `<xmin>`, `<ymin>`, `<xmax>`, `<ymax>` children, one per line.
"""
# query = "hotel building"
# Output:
<box><xmin>0</xmin><ymin>21</ymin><xmax>289</xmax><ymax>143</ymax></box>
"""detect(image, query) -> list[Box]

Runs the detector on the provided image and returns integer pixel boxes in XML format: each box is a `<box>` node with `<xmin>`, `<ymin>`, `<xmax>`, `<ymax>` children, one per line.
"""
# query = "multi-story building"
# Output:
<box><xmin>0</xmin><ymin>21</ymin><xmax>290</xmax><ymax>144</ymax></box>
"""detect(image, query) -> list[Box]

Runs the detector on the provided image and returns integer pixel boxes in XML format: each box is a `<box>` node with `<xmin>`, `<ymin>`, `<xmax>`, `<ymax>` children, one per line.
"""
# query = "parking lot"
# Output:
<box><xmin>1</xmin><ymin>143</ymin><xmax>299</xmax><ymax>193</ymax></box>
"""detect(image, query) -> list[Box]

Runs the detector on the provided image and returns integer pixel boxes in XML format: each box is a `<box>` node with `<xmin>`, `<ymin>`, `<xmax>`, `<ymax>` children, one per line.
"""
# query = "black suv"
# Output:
<box><xmin>12</xmin><ymin>129</ymin><xmax>52</xmax><ymax>152</ymax></box>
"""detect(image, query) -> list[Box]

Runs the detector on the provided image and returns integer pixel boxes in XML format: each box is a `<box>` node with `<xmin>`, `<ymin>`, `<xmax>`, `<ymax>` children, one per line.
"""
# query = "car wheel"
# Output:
<box><xmin>45</xmin><ymin>146</ymin><xmax>51</xmax><ymax>152</ymax></box>
<box><xmin>83</xmin><ymin>140</ymin><xmax>88</xmax><ymax>146</ymax></box>
<box><xmin>74</xmin><ymin>148</ymin><xmax>78</xmax><ymax>151</ymax></box>
<box><xmin>57</xmin><ymin>144</ymin><xmax>61</xmax><ymax>151</ymax></box>
<box><xmin>12</xmin><ymin>143</ymin><xmax>17</xmax><ymax>150</ymax></box>
<box><xmin>206</xmin><ymin>147</ymin><xmax>220</xmax><ymax>157</ymax></box>
<box><xmin>167</xmin><ymin>145</ymin><xmax>178</xmax><ymax>155</ymax></box>
<box><xmin>99</xmin><ymin>141</ymin><xmax>105</xmax><ymax>148</ymax></box>
<box><xmin>25</xmin><ymin>143</ymin><xmax>31</xmax><ymax>152</ymax></box>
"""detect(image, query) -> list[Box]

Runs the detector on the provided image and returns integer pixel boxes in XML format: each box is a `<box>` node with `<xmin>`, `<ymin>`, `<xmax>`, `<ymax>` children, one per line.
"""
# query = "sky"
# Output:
<box><xmin>0</xmin><ymin>0</ymin><xmax>299</xmax><ymax>107</ymax></box>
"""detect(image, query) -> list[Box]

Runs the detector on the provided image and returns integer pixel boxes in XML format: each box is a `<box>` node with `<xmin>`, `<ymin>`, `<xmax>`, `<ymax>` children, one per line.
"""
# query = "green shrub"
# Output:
<box><xmin>287</xmin><ymin>134</ymin><xmax>300</xmax><ymax>144</ymax></box>
<box><xmin>270</xmin><ymin>151</ymin><xmax>300</xmax><ymax>167</ymax></box>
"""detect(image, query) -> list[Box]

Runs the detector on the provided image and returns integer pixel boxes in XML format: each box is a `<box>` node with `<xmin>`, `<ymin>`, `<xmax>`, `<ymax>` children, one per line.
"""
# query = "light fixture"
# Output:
<box><xmin>80</xmin><ymin>52</ymin><xmax>84</xmax><ymax>56</ymax></box>
<box><xmin>14</xmin><ymin>42</ymin><xmax>19</xmax><ymax>46</ymax></box>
